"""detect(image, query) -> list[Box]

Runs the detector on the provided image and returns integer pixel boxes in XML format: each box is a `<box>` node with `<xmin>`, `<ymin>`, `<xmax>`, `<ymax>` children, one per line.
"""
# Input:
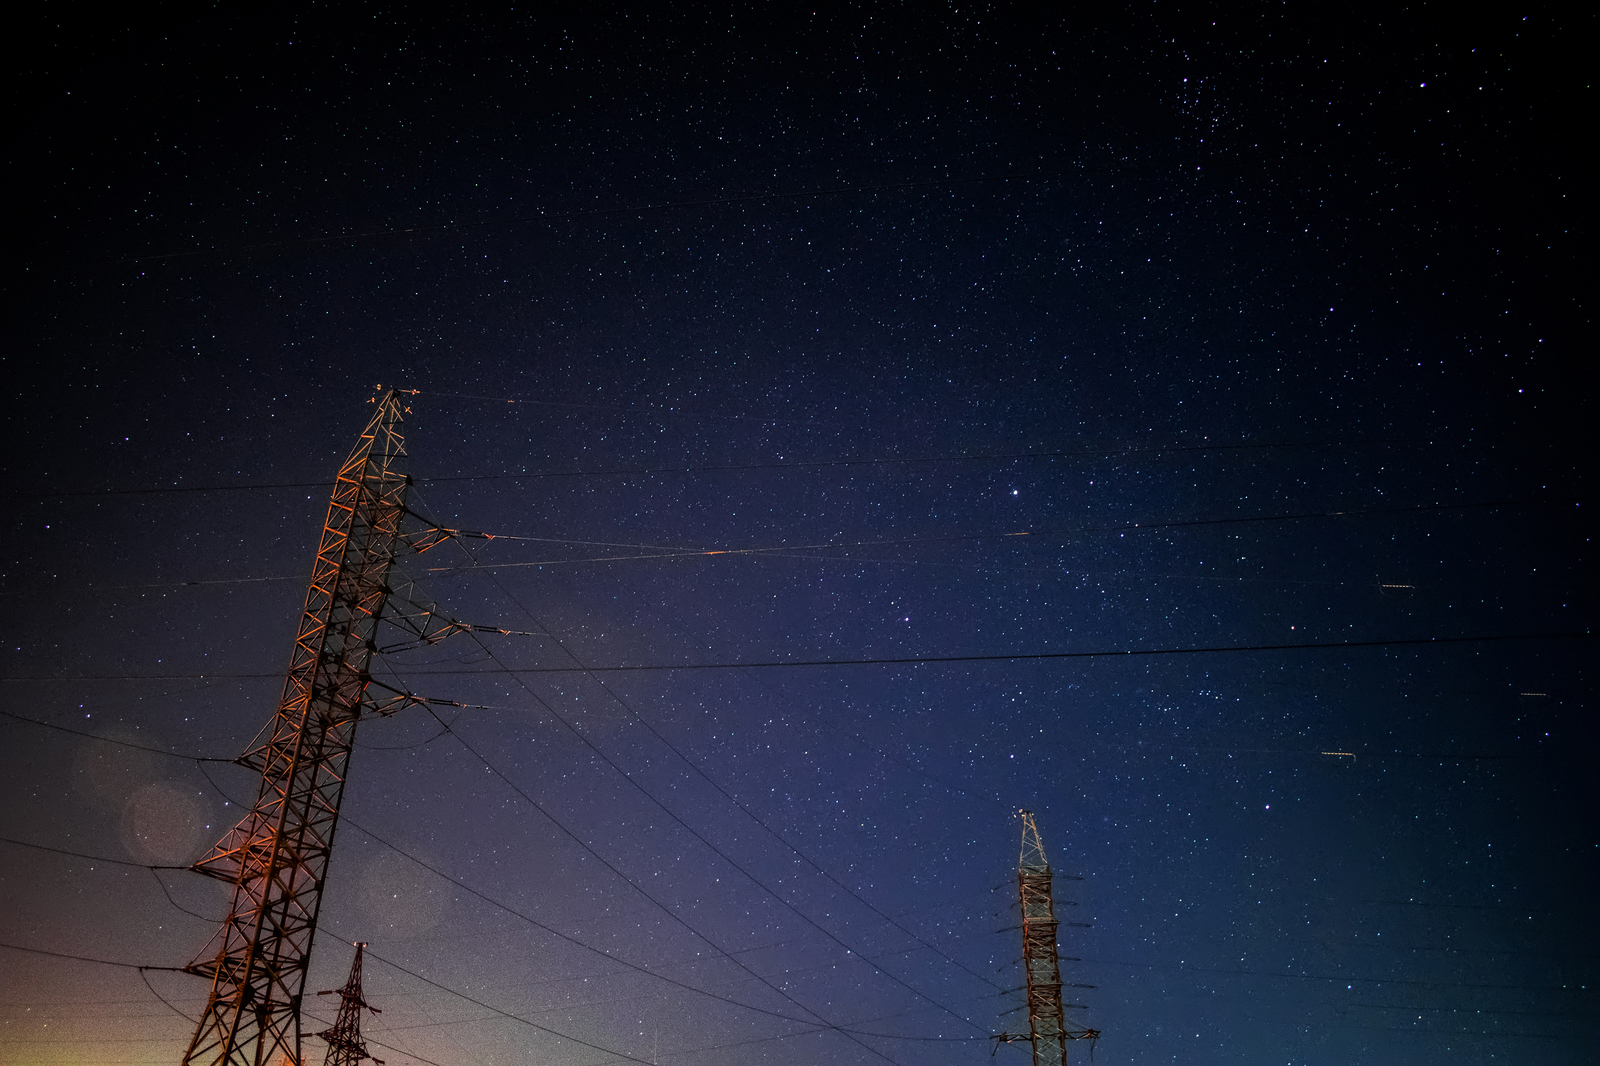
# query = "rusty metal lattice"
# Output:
<box><xmin>1011</xmin><ymin>810</ymin><xmax>1099</xmax><ymax>1066</ymax></box>
<box><xmin>314</xmin><ymin>942</ymin><xmax>383</xmax><ymax>1066</ymax></box>
<box><xmin>181</xmin><ymin>389</ymin><xmax>412</xmax><ymax>1066</ymax></box>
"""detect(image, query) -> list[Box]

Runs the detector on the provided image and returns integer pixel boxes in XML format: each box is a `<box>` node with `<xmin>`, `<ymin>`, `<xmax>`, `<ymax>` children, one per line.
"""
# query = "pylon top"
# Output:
<box><xmin>1019</xmin><ymin>809</ymin><xmax>1049</xmax><ymax>872</ymax></box>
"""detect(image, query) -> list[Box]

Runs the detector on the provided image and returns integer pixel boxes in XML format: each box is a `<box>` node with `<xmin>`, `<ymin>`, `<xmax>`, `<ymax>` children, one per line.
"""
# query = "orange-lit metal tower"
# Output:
<box><xmin>1012</xmin><ymin>810</ymin><xmax>1098</xmax><ymax>1065</ymax></box>
<box><xmin>181</xmin><ymin>389</ymin><xmax>412</xmax><ymax>1066</ymax></box>
<box><xmin>315</xmin><ymin>942</ymin><xmax>384</xmax><ymax>1066</ymax></box>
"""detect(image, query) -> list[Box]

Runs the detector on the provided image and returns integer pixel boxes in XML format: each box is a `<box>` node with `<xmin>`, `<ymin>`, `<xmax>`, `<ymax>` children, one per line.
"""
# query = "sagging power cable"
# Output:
<box><xmin>467</xmin><ymin>552</ymin><xmax>1012</xmax><ymax>1004</ymax></box>
<box><xmin>0</xmin><ymin>711</ymin><xmax>871</xmax><ymax>1033</ymax></box>
<box><xmin>418</xmin><ymin>496</ymin><xmax>980</xmax><ymax>1042</ymax></box>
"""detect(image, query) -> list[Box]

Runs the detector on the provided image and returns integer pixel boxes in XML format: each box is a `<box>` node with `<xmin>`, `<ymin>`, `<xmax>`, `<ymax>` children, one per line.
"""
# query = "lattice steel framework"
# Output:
<box><xmin>1014</xmin><ymin>810</ymin><xmax>1098</xmax><ymax>1066</ymax></box>
<box><xmin>315</xmin><ymin>942</ymin><xmax>383</xmax><ymax>1066</ymax></box>
<box><xmin>182</xmin><ymin>389</ymin><xmax>412</xmax><ymax>1066</ymax></box>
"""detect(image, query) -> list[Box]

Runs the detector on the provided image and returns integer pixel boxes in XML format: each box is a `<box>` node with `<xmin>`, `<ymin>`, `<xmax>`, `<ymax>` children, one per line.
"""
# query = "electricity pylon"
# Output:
<box><xmin>181</xmin><ymin>389</ymin><xmax>413</xmax><ymax>1066</ymax></box>
<box><xmin>316</xmin><ymin>942</ymin><xmax>384</xmax><ymax>1066</ymax></box>
<box><xmin>998</xmin><ymin>811</ymin><xmax>1099</xmax><ymax>1065</ymax></box>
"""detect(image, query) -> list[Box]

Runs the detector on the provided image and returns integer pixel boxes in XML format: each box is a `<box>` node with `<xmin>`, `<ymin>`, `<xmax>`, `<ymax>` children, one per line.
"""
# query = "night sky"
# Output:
<box><xmin>2</xmin><ymin>4</ymin><xmax>1592</xmax><ymax>1065</ymax></box>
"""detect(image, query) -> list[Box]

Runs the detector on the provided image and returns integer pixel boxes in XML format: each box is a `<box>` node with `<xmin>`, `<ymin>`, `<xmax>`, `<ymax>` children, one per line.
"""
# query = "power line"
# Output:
<box><xmin>410</xmin><ymin>503</ymin><xmax>987</xmax><ymax>1021</ymax></box>
<box><xmin>426</xmin><ymin>498</ymin><xmax>1014</xmax><ymax>1001</ymax></box>
<box><xmin>139</xmin><ymin>967</ymin><xmax>198</xmax><ymax>1028</ymax></box>
<box><xmin>340</xmin><ymin>818</ymin><xmax>851</xmax><ymax>1029</ymax></box>
<box><xmin>413</xmin><ymin>495</ymin><xmax>1582</xmax><ymax>571</ymax></box>
<box><xmin>4</xmin><ymin>630</ymin><xmax>1588</xmax><ymax>685</ymax></box>
<box><xmin>0</xmin><ymin>941</ymin><xmax>985</xmax><ymax>1059</ymax></box>
<box><xmin>0</xmin><ymin>713</ymin><xmax>928</xmax><ymax>1036</ymax></box>
<box><xmin>8</xmin><ymin>718</ymin><xmax>1578</xmax><ymax>1043</ymax></box>
<box><xmin>364</xmin><ymin>948</ymin><xmax>719</xmax><ymax>1066</ymax></box>
<box><xmin>5</xmin><ymin>629</ymin><xmax>1585</xmax><ymax>1050</ymax></box>
<box><xmin>0</xmin><ymin>940</ymin><xmax>182</xmax><ymax>972</ymax></box>
<box><xmin>371</xmin><ymin>629</ymin><xmax>1599</xmax><ymax>674</ymax></box>
<box><xmin>7</xmin><ymin>496</ymin><xmax>1576</xmax><ymax>597</ymax></box>
<box><xmin>366</xmin><ymin>948</ymin><xmax>980</xmax><ymax>1063</ymax></box>
<box><xmin>0</xmin><ymin>708</ymin><xmax>237</xmax><ymax>760</ymax></box>
<box><xmin>435</xmin><ymin>570</ymin><xmax>987</xmax><ymax>1040</ymax></box>
<box><xmin>421</xmin><ymin>708</ymin><xmax>904</xmax><ymax>1065</ymax></box>
<box><xmin>0</xmin><ymin>834</ymin><xmax>186</xmax><ymax>870</ymax></box>
<box><xmin>0</xmin><ymin>715</ymin><xmax>865</xmax><ymax>1035</ymax></box>
<box><xmin>0</xmin><ymin>632</ymin><xmax>873</xmax><ymax>1041</ymax></box>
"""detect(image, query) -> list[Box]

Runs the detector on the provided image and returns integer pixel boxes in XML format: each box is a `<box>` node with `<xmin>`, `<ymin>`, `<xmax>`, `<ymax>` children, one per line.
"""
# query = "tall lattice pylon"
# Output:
<box><xmin>182</xmin><ymin>389</ymin><xmax>413</xmax><ymax>1066</ymax></box>
<box><xmin>1013</xmin><ymin>810</ymin><xmax>1099</xmax><ymax>1065</ymax></box>
<box><xmin>315</xmin><ymin>942</ymin><xmax>384</xmax><ymax>1066</ymax></box>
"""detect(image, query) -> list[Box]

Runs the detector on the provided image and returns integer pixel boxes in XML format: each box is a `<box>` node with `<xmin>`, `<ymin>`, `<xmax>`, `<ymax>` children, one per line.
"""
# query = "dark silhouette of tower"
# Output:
<box><xmin>316</xmin><ymin>942</ymin><xmax>384</xmax><ymax>1066</ymax></box>
<box><xmin>1012</xmin><ymin>810</ymin><xmax>1099</xmax><ymax>1065</ymax></box>
<box><xmin>181</xmin><ymin>389</ymin><xmax>412</xmax><ymax>1066</ymax></box>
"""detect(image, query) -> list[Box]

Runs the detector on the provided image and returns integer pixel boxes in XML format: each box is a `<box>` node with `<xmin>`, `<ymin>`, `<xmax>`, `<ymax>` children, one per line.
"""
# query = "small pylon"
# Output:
<box><xmin>315</xmin><ymin>942</ymin><xmax>384</xmax><ymax>1066</ymax></box>
<box><xmin>1008</xmin><ymin>811</ymin><xmax>1098</xmax><ymax>1065</ymax></box>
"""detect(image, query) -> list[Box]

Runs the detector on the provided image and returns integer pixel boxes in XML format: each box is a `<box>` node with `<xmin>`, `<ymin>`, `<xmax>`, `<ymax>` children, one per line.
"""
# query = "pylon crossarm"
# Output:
<box><xmin>392</xmin><ymin>507</ymin><xmax>506</xmax><ymax>555</ymax></box>
<box><xmin>373</xmin><ymin>574</ymin><xmax>534</xmax><ymax>653</ymax></box>
<box><xmin>397</xmin><ymin>522</ymin><xmax>462</xmax><ymax>554</ymax></box>
<box><xmin>374</xmin><ymin>608</ymin><xmax>535</xmax><ymax>654</ymax></box>
<box><xmin>396</xmin><ymin>507</ymin><xmax>502</xmax><ymax>553</ymax></box>
<box><xmin>375</xmin><ymin>603</ymin><xmax>462</xmax><ymax>651</ymax></box>
<box><xmin>361</xmin><ymin>675</ymin><xmax>492</xmax><ymax>718</ymax></box>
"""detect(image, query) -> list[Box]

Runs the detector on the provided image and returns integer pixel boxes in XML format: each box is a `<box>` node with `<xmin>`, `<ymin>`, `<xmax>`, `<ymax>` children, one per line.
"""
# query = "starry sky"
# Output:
<box><xmin>2</xmin><ymin>4</ymin><xmax>1592</xmax><ymax>1065</ymax></box>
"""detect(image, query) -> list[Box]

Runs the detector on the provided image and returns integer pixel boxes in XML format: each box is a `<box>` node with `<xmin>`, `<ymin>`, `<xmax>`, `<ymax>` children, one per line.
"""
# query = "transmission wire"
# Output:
<box><xmin>8</xmin><ymin>495</ymin><xmax>1576</xmax><ymax>596</ymax></box>
<box><xmin>412</xmin><ymin>702</ymin><xmax>903</xmax><ymax>1064</ymax></box>
<box><xmin>463</xmin><ymin>538</ymin><xmax>1011</xmax><ymax>1001</ymax></box>
<box><xmin>0</xmin><ymin>708</ymin><xmax>237</xmax><ymax>761</ymax></box>
<box><xmin>341</xmin><ymin>790</ymin><xmax>850</xmax><ymax>1030</ymax></box>
<box><xmin>394</xmin><ymin>529</ymin><xmax>905</xmax><ymax>1063</ymax></box>
<box><xmin>364</xmin><ymin>946</ymin><xmax>744</xmax><ymax>1066</ymax></box>
<box><xmin>12</xmin><ymin>628</ymin><xmax>1584</xmax><ymax>688</ymax></box>
<box><xmin>0</xmin><ymin>704</ymin><xmax>865</xmax><ymax>1034</ymax></box>
<box><xmin>424</xmin><ymin>510</ymin><xmax>983</xmax><ymax>1041</ymax></box>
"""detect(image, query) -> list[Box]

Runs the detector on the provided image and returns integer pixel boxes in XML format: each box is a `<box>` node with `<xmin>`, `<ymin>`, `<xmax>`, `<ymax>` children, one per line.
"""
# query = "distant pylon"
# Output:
<box><xmin>1005</xmin><ymin>810</ymin><xmax>1099</xmax><ymax>1065</ymax></box>
<box><xmin>316</xmin><ymin>942</ymin><xmax>384</xmax><ymax>1066</ymax></box>
<box><xmin>181</xmin><ymin>389</ymin><xmax>413</xmax><ymax>1066</ymax></box>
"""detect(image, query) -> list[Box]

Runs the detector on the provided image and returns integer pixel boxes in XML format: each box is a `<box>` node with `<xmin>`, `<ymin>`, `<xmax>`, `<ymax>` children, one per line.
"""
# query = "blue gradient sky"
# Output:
<box><xmin>2</xmin><ymin>5</ymin><xmax>1590</xmax><ymax>1064</ymax></box>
